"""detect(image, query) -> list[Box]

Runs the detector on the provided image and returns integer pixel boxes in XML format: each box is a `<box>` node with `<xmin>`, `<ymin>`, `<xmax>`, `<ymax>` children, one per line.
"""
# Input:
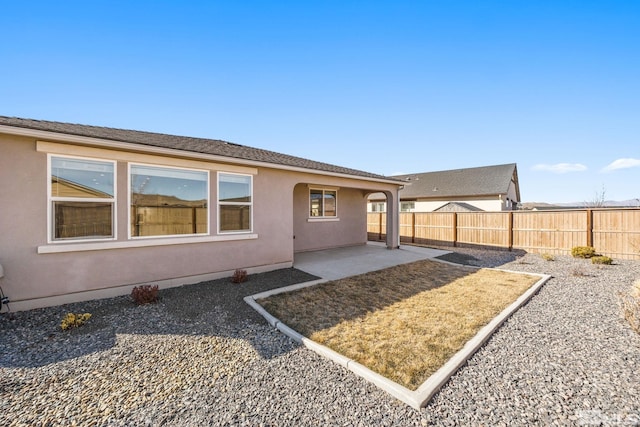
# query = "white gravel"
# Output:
<box><xmin>1</xmin><ymin>250</ymin><xmax>639</xmax><ymax>426</ymax></box>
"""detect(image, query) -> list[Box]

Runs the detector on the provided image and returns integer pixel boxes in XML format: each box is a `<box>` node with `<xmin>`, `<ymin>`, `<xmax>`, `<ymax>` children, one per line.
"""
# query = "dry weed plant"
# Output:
<box><xmin>231</xmin><ymin>269</ymin><xmax>248</xmax><ymax>284</ymax></box>
<box><xmin>259</xmin><ymin>259</ymin><xmax>539</xmax><ymax>390</ymax></box>
<box><xmin>572</xmin><ymin>267</ymin><xmax>589</xmax><ymax>277</ymax></box>
<box><xmin>620</xmin><ymin>279</ymin><xmax>640</xmax><ymax>334</ymax></box>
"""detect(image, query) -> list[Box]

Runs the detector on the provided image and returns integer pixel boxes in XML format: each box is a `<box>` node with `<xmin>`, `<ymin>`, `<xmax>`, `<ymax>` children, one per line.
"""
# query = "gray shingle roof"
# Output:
<box><xmin>434</xmin><ymin>202</ymin><xmax>485</xmax><ymax>212</ymax></box>
<box><xmin>0</xmin><ymin>116</ymin><xmax>396</xmax><ymax>181</ymax></box>
<box><xmin>395</xmin><ymin>163</ymin><xmax>519</xmax><ymax>200</ymax></box>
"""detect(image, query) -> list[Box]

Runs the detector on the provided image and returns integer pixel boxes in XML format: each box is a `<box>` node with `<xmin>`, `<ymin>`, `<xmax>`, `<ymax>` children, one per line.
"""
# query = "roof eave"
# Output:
<box><xmin>0</xmin><ymin>124</ymin><xmax>403</xmax><ymax>186</ymax></box>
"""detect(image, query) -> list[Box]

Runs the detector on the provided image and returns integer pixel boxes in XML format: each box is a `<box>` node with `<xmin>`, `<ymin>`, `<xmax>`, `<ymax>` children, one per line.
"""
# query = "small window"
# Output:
<box><xmin>310</xmin><ymin>189</ymin><xmax>337</xmax><ymax>217</ymax></box>
<box><xmin>218</xmin><ymin>173</ymin><xmax>252</xmax><ymax>233</ymax></box>
<box><xmin>50</xmin><ymin>155</ymin><xmax>115</xmax><ymax>241</ymax></box>
<box><xmin>400</xmin><ymin>202</ymin><xmax>415</xmax><ymax>212</ymax></box>
<box><xmin>371</xmin><ymin>202</ymin><xmax>386</xmax><ymax>212</ymax></box>
<box><xmin>130</xmin><ymin>164</ymin><xmax>208</xmax><ymax>237</ymax></box>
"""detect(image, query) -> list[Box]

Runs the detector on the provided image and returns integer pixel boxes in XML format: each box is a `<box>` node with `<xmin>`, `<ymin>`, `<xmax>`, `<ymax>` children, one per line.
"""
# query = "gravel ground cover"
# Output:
<box><xmin>1</xmin><ymin>249</ymin><xmax>639</xmax><ymax>426</ymax></box>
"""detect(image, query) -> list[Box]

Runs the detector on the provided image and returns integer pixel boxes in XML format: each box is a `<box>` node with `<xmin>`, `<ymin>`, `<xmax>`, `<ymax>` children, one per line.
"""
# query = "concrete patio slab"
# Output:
<box><xmin>294</xmin><ymin>242</ymin><xmax>451</xmax><ymax>280</ymax></box>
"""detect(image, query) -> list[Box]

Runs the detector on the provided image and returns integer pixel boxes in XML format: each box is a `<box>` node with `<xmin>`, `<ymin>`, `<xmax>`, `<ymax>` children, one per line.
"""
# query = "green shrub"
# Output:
<box><xmin>541</xmin><ymin>253</ymin><xmax>555</xmax><ymax>261</ymax></box>
<box><xmin>571</xmin><ymin>246</ymin><xmax>596</xmax><ymax>259</ymax></box>
<box><xmin>61</xmin><ymin>312</ymin><xmax>91</xmax><ymax>330</ymax></box>
<box><xmin>591</xmin><ymin>255</ymin><xmax>613</xmax><ymax>265</ymax></box>
<box><xmin>131</xmin><ymin>285</ymin><xmax>159</xmax><ymax>305</ymax></box>
<box><xmin>620</xmin><ymin>280</ymin><xmax>640</xmax><ymax>334</ymax></box>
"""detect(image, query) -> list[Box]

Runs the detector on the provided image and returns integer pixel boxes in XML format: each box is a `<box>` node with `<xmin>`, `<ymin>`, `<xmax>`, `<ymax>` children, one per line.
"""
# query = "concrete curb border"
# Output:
<box><xmin>245</xmin><ymin>268</ymin><xmax>551</xmax><ymax>409</ymax></box>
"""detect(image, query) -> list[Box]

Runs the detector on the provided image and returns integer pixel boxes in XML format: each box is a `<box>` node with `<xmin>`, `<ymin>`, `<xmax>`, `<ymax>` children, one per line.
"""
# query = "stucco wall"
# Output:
<box><xmin>369</xmin><ymin>197</ymin><xmax>505</xmax><ymax>213</ymax></box>
<box><xmin>0</xmin><ymin>135</ymin><xmax>298</xmax><ymax>309</ymax></box>
<box><xmin>292</xmin><ymin>184</ymin><xmax>368</xmax><ymax>252</ymax></box>
<box><xmin>0</xmin><ymin>133</ymin><xmax>399</xmax><ymax>310</ymax></box>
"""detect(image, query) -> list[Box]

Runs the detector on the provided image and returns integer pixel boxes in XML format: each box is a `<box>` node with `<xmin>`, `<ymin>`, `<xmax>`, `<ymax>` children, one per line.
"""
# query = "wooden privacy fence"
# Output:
<box><xmin>132</xmin><ymin>206</ymin><xmax>207</xmax><ymax>236</ymax></box>
<box><xmin>367</xmin><ymin>209</ymin><xmax>640</xmax><ymax>260</ymax></box>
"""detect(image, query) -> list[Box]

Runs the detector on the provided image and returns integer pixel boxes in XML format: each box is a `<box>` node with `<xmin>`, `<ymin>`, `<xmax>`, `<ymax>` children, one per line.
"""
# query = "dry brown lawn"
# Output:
<box><xmin>259</xmin><ymin>259</ymin><xmax>540</xmax><ymax>390</ymax></box>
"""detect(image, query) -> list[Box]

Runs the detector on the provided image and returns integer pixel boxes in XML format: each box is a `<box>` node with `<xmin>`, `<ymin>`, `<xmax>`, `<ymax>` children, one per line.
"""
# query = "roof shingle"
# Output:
<box><xmin>0</xmin><ymin>116</ymin><xmax>396</xmax><ymax>181</ymax></box>
<box><xmin>394</xmin><ymin>163</ymin><xmax>519</xmax><ymax>199</ymax></box>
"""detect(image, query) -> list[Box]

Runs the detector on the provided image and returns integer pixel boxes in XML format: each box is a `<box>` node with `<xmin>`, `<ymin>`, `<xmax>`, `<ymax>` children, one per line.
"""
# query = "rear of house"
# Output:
<box><xmin>0</xmin><ymin>117</ymin><xmax>401</xmax><ymax>311</ymax></box>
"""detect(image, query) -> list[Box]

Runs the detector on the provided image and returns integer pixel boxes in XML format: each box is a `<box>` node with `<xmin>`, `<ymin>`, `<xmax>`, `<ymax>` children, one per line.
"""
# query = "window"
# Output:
<box><xmin>218</xmin><ymin>173</ymin><xmax>252</xmax><ymax>233</ymax></box>
<box><xmin>49</xmin><ymin>155</ymin><xmax>115</xmax><ymax>241</ymax></box>
<box><xmin>130</xmin><ymin>164</ymin><xmax>208</xmax><ymax>237</ymax></box>
<box><xmin>370</xmin><ymin>202</ymin><xmax>386</xmax><ymax>212</ymax></box>
<box><xmin>400</xmin><ymin>201</ymin><xmax>415</xmax><ymax>212</ymax></box>
<box><xmin>310</xmin><ymin>188</ymin><xmax>337</xmax><ymax>217</ymax></box>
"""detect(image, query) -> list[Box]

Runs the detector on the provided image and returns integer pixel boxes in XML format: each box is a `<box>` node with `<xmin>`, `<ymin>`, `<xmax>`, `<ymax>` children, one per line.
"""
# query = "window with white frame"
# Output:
<box><xmin>400</xmin><ymin>201</ymin><xmax>415</xmax><ymax>212</ymax></box>
<box><xmin>130</xmin><ymin>164</ymin><xmax>208</xmax><ymax>237</ymax></box>
<box><xmin>49</xmin><ymin>155</ymin><xmax>116</xmax><ymax>241</ymax></box>
<box><xmin>218</xmin><ymin>173</ymin><xmax>252</xmax><ymax>233</ymax></box>
<box><xmin>370</xmin><ymin>202</ymin><xmax>386</xmax><ymax>212</ymax></box>
<box><xmin>310</xmin><ymin>188</ymin><xmax>337</xmax><ymax>217</ymax></box>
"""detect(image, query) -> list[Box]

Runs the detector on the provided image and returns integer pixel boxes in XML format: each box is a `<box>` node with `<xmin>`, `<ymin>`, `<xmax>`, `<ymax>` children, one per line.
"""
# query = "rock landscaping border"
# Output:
<box><xmin>245</xmin><ymin>261</ymin><xmax>551</xmax><ymax>408</ymax></box>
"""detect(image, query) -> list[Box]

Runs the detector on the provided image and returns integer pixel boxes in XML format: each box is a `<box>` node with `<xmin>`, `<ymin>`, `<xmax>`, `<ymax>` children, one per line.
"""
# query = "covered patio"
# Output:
<box><xmin>293</xmin><ymin>242</ymin><xmax>451</xmax><ymax>280</ymax></box>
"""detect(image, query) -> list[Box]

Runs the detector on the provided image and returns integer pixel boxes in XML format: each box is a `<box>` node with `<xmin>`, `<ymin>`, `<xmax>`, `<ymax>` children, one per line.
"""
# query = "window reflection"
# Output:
<box><xmin>130</xmin><ymin>165</ymin><xmax>208</xmax><ymax>237</ymax></box>
<box><xmin>50</xmin><ymin>156</ymin><xmax>115</xmax><ymax>241</ymax></box>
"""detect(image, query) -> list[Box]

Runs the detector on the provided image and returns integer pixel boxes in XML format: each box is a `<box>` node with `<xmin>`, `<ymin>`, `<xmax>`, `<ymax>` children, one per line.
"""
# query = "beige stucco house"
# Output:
<box><xmin>0</xmin><ymin>117</ymin><xmax>401</xmax><ymax>311</ymax></box>
<box><xmin>368</xmin><ymin>163</ymin><xmax>520</xmax><ymax>213</ymax></box>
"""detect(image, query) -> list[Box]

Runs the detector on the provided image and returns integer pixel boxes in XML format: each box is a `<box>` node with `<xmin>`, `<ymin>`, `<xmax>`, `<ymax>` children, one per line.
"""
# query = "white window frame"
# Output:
<box><xmin>308</xmin><ymin>187</ymin><xmax>338</xmax><ymax>219</ymax></box>
<box><xmin>47</xmin><ymin>154</ymin><xmax>117</xmax><ymax>243</ymax></box>
<box><xmin>217</xmin><ymin>172</ymin><xmax>253</xmax><ymax>234</ymax></box>
<box><xmin>400</xmin><ymin>201</ymin><xmax>415</xmax><ymax>212</ymax></box>
<box><xmin>128</xmin><ymin>162</ymin><xmax>210</xmax><ymax>239</ymax></box>
<box><xmin>370</xmin><ymin>202</ymin><xmax>386</xmax><ymax>213</ymax></box>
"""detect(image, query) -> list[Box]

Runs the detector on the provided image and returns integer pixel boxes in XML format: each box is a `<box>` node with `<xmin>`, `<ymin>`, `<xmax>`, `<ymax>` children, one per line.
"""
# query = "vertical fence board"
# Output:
<box><xmin>593</xmin><ymin>210</ymin><xmax>640</xmax><ymax>259</ymax></box>
<box><xmin>512</xmin><ymin>210</ymin><xmax>586</xmax><ymax>255</ymax></box>
<box><xmin>414</xmin><ymin>212</ymin><xmax>454</xmax><ymax>246</ymax></box>
<box><xmin>367</xmin><ymin>208</ymin><xmax>640</xmax><ymax>259</ymax></box>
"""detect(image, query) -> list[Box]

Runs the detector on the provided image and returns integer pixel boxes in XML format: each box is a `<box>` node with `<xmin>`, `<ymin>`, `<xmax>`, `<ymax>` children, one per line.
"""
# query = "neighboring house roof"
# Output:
<box><xmin>0</xmin><ymin>116</ymin><xmax>399</xmax><ymax>183</ymax></box>
<box><xmin>52</xmin><ymin>176</ymin><xmax>113</xmax><ymax>199</ymax></box>
<box><xmin>434</xmin><ymin>202</ymin><xmax>484</xmax><ymax>212</ymax></box>
<box><xmin>393</xmin><ymin>163</ymin><xmax>520</xmax><ymax>201</ymax></box>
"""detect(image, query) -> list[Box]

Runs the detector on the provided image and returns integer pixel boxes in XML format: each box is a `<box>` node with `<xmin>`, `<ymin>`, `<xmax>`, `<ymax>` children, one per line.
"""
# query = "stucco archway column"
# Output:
<box><xmin>383</xmin><ymin>189</ymin><xmax>400</xmax><ymax>249</ymax></box>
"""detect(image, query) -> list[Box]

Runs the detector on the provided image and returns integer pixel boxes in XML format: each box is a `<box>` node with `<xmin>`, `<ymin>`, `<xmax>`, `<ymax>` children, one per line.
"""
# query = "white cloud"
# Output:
<box><xmin>531</xmin><ymin>163</ymin><xmax>588</xmax><ymax>174</ymax></box>
<box><xmin>600</xmin><ymin>158</ymin><xmax>640</xmax><ymax>173</ymax></box>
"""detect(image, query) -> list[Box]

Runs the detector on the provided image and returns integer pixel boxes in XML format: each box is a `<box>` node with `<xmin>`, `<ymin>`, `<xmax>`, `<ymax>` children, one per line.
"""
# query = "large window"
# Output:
<box><xmin>218</xmin><ymin>173</ymin><xmax>252</xmax><ymax>233</ymax></box>
<box><xmin>130</xmin><ymin>164</ymin><xmax>208</xmax><ymax>237</ymax></box>
<box><xmin>50</xmin><ymin>156</ymin><xmax>115</xmax><ymax>241</ymax></box>
<box><xmin>310</xmin><ymin>188</ymin><xmax>337</xmax><ymax>217</ymax></box>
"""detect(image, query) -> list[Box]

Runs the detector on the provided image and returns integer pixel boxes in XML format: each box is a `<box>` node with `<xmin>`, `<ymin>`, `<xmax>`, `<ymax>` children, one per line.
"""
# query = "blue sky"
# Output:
<box><xmin>1</xmin><ymin>1</ymin><xmax>638</xmax><ymax>203</ymax></box>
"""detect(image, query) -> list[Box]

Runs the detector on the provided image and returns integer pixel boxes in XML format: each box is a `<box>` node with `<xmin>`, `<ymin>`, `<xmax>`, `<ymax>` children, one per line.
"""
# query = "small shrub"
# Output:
<box><xmin>591</xmin><ymin>255</ymin><xmax>613</xmax><ymax>265</ymax></box>
<box><xmin>231</xmin><ymin>269</ymin><xmax>248</xmax><ymax>284</ymax></box>
<box><xmin>541</xmin><ymin>253</ymin><xmax>555</xmax><ymax>261</ymax></box>
<box><xmin>571</xmin><ymin>246</ymin><xmax>596</xmax><ymax>259</ymax></box>
<box><xmin>620</xmin><ymin>280</ymin><xmax>640</xmax><ymax>334</ymax></box>
<box><xmin>131</xmin><ymin>285</ymin><xmax>159</xmax><ymax>305</ymax></box>
<box><xmin>61</xmin><ymin>313</ymin><xmax>91</xmax><ymax>331</ymax></box>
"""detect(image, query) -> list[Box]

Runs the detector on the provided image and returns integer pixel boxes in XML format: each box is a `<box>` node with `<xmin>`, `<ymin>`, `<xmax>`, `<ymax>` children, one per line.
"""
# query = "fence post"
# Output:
<box><xmin>411</xmin><ymin>213</ymin><xmax>416</xmax><ymax>243</ymax></box>
<box><xmin>587</xmin><ymin>209</ymin><xmax>593</xmax><ymax>247</ymax></box>
<box><xmin>192</xmin><ymin>207</ymin><xmax>197</xmax><ymax>234</ymax></box>
<box><xmin>452</xmin><ymin>212</ymin><xmax>458</xmax><ymax>247</ymax></box>
<box><xmin>379</xmin><ymin>212</ymin><xmax>383</xmax><ymax>241</ymax></box>
<box><xmin>508</xmin><ymin>211</ymin><xmax>514</xmax><ymax>251</ymax></box>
